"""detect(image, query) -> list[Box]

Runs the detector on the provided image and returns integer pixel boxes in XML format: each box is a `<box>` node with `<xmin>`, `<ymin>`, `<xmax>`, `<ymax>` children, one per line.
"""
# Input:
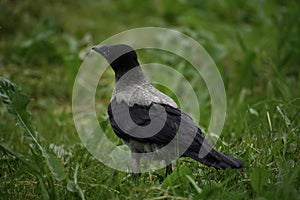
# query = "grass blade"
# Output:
<box><xmin>186</xmin><ymin>175</ymin><xmax>202</xmax><ymax>194</ymax></box>
<box><xmin>67</xmin><ymin>164</ymin><xmax>85</xmax><ymax>200</ymax></box>
<box><xmin>276</xmin><ymin>106</ymin><xmax>291</xmax><ymax>127</ymax></box>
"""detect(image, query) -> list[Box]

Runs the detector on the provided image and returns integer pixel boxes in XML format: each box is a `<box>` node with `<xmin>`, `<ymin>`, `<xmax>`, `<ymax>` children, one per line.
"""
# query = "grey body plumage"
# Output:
<box><xmin>112</xmin><ymin>66</ymin><xmax>177</xmax><ymax>108</ymax></box>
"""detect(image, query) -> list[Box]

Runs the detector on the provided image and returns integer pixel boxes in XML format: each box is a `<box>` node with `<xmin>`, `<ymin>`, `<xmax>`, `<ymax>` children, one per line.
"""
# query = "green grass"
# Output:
<box><xmin>0</xmin><ymin>0</ymin><xmax>300</xmax><ymax>199</ymax></box>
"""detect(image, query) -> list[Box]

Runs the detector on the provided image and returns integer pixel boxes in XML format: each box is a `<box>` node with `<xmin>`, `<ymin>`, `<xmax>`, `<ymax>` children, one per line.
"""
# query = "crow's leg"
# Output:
<box><xmin>130</xmin><ymin>153</ymin><xmax>141</xmax><ymax>182</ymax></box>
<box><xmin>130</xmin><ymin>152</ymin><xmax>140</xmax><ymax>173</ymax></box>
<box><xmin>165</xmin><ymin>163</ymin><xmax>173</xmax><ymax>177</ymax></box>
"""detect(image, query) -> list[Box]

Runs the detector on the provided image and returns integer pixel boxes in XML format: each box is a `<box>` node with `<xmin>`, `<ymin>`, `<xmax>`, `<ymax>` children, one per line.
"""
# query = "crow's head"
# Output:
<box><xmin>92</xmin><ymin>44</ymin><xmax>139</xmax><ymax>78</ymax></box>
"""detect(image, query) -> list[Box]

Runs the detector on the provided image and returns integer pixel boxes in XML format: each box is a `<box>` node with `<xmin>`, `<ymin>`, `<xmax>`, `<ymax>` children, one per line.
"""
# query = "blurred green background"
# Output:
<box><xmin>0</xmin><ymin>0</ymin><xmax>299</xmax><ymax>199</ymax></box>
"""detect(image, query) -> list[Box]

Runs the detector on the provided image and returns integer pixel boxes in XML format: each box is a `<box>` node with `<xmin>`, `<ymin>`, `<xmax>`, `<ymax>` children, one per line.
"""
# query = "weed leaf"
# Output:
<box><xmin>0</xmin><ymin>77</ymin><xmax>32</xmax><ymax>132</ymax></box>
<box><xmin>44</xmin><ymin>151</ymin><xmax>67</xmax><ymax>181</ymax></box>
<box><xmin>0</xmin><ymin>141</ymin><xmax>41</xmax><ymax>175</ymax></box>
<box><xmin>250</xmin><ymin>167</ymin><xmax>269</xmax><ymax>193</ymax></box>
<box><xmin>0</xmin><ymin>77</ymin><xmax>66</xmax><ymax>181</ymax></box>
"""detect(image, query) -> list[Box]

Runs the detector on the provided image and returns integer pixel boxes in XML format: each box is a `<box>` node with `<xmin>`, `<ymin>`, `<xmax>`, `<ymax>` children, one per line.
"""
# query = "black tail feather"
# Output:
<box><xmin>185</xmin><ymin>149</ymin><xmax>244</xmax><ymax>170</ymax></box>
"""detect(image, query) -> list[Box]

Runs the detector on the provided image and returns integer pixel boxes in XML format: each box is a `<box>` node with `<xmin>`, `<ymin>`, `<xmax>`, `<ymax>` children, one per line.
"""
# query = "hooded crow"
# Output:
<box><xmin>92</xmin><ymin>44</ymin><xmax>243</xmax><ymax>175</ymax></box>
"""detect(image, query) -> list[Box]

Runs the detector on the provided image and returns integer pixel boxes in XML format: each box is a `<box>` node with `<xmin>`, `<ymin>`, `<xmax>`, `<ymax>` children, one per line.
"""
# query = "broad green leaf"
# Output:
<box><xmin>0</xmin><ymin>78</ymin><xmax>32</xmax><ymax>131</ymax></box>
<box><xmin>0</xmin><ymin>77</ymin><xmax>38</xmax><ymax>144</ymax></box>
<box><xmin>44</xmin><ymin>151</ymin><xmax>66</xmax><ymax>181</ymax></box>
<box><xmin>0</xmin><ymin>77</ymin><xmax>66</xmax><ymax>181</ymax></box>
<box><xmin>250</xmin><ymin>167</ymin><xmax>269</xmax><ymax>193</ymax></box>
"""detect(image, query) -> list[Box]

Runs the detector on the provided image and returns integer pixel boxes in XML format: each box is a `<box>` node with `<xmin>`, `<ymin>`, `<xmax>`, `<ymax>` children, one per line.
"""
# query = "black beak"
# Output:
<box><xmin>92</xmin><ymin>45</ymin><xmax>109</xmax><ymax>57</ymax></box>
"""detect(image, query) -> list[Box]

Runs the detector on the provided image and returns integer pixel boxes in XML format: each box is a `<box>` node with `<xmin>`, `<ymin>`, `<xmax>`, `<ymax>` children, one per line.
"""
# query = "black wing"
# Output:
<box><xmin>107</xmin><ymin>99</ymin><xmax>243</xmax><ymax>169</ymax></box>
<box><xmin>107</xmin><ymin>99</ymin><xmax>203</xmax><ymax>150</ymax></box>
